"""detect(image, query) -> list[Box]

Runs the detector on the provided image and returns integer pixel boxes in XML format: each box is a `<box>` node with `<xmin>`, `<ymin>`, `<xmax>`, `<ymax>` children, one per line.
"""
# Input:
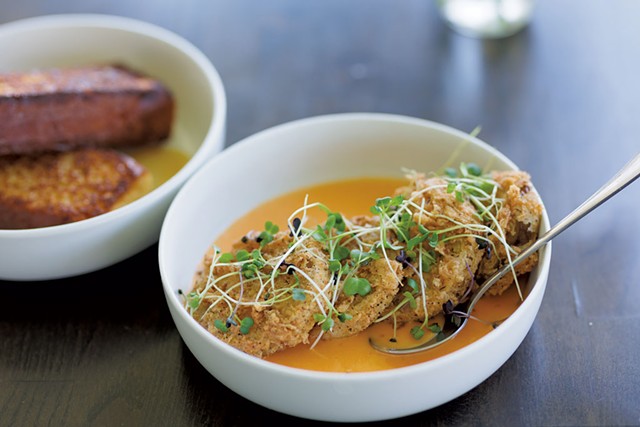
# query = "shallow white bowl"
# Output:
<box><xmin>0</xmin><ymin>14</ymin><xmax>226</xmax><ymax>281</ymax></box>
<box><xmin>159</xmin><ymin>113</ymin><xmax>551</xmax><ymax>422</ymax></box>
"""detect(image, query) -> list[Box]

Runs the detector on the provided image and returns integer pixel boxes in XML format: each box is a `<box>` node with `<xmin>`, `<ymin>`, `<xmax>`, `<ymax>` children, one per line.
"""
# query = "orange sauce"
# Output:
<box><xmin>214</xmin><ymin>177</ymin><xmax>523</xmax><ymax>372</ymax></box>
<box><xmin>125</xmin><ymin>145</ymin><xmax>190</xmax><ymax>191</ymax></box>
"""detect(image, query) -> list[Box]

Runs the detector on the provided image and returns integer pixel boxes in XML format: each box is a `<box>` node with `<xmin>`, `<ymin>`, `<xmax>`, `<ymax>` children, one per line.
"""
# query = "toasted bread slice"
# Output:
<box><xmin>0</xmin><ymin>148</ymin><xmax>152</xmax><ymax>229</ymax></box>
<box><xmin>0</xmin><ymin>64</ymin><xmax>174</xmax><ymax>156</ymax></box>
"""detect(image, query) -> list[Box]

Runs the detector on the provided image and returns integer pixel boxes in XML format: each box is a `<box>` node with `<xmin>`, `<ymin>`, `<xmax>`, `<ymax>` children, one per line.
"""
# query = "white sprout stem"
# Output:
<box><xmin>375</xmin><ymin>300</ymin><xmax>409</xmax><ymax>322</ymax></box>
<box><xmin>199</xmin><ymin>294</ymin><xmax>234</xmax><ymax>321</ymax></box>
<box><xmin>310</xmin><ymin>330</ymin><xmax>325</xmax><ymax>349</ymax></box>
<box><xmin>286</xmin><ymin>265</ymin><xmax>333</xmax><ymax>313</ymax></box>
<box><xmin>406</xmin><ymin>199</ymin><xmax>517</xmax><ymax>256</ymax></box>
<box><xmin>341</xmin><ymin>226</ymin><xmax>380</xmax><ymax>248</ymax></box>
<box><xmin>416</xmin><ymin>198</ymin><xmax>429</xmax><ymax>325</ymax></box>
<box><xmin>199</xmin><ymin>248</ymin><xmax>225</xmax><ymax>299</ymax></box>
<box><xmin>378</xmin><ymin>227</ymin><xmax>404</xmax><ymax>285</ymax></box>
<box><xmin>469</xmin><ymin>194</ymin><xmax>523</xmax><ymax>300</ymax></box>
<box><xmin>268</xmin><ymin>232</ymin><xmax>314</xmax><ymax>285</ymax></box>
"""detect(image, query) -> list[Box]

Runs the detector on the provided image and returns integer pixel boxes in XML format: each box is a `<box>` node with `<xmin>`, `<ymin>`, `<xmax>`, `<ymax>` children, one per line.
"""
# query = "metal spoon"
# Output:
<box><xmin>370</xmin><ymin>152</ymin><xmax>640</xmax><ymax>355</ymax></box>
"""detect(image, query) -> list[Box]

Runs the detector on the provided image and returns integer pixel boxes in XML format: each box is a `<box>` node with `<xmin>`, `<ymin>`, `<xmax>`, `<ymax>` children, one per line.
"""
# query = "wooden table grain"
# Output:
<box><xmin>1</xmin><ymin>1</ymin><xmax>639</xmax><ymax>426</ymax></box>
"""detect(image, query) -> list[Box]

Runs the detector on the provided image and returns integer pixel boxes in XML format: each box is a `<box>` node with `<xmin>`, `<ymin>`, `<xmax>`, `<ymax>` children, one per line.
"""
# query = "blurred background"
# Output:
<box><xmin>1</xmin><ymin>1</ymin><xmax>639</xmax><ymax>426</ymax></box>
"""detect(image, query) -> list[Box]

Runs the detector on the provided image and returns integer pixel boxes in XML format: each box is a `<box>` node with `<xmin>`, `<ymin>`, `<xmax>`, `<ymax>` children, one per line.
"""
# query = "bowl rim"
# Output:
<box><xmin>0</xmin><ymin>13</ymin><xmax>227</xmax><ymax>238</ymax></box>
<box><xmin>159</xmin><ymin>112</ymin><xmax>552</xmax><ymax>379</ymax></box>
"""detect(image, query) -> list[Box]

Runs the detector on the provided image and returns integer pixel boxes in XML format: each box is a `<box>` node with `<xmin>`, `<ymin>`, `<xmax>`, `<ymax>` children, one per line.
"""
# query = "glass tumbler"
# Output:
<box><xmin>436</xmin><ymin>0</ymin><xmax>534</xmax><ymax>39</ymax></box>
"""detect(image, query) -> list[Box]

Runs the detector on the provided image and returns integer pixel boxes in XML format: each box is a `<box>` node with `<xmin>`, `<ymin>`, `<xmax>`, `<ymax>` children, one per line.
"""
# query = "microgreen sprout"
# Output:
<box><xmin>180</xmin><ymin>290</ymin><xmax>201</xmax><ymax>311</ymax></box>
<box><xmin>343</xmin><ymin>277</ymin><xmax>372</xmax><ymax>297</ymax></box>
<box><xmin>240</xmin><ymin>317</ymin><xmax>254</xmax><ymax>334</ymax></box>
<box><xmin>257</xmin><ymin>221</ymin><xmax>279</xmax><ymax>247</ymax></box>
<box><xmin>428</xmin><ymin>324</ymin><xmax>445</xmax><ymax>342</ymax></box>
<box><xmin>291</xmin><ymin>287</ymin><xmax>306</xmax><ymax>301</ymax></box>
<box><xmin>214</xmin><ymin>319</ymin><xmax>229</xmax><ymax>332</ymax></box>
<box><xmin>410</xmin><ymin>325</ymin><xmax>426</xmax><ymax>339</ymax></box>
<box><xmin>314</xmin><ymin>313</ymin><xmax>335</xmax><ymax>332</ymax></box>
<box><xmin>337</xmin><ymin>312</ymin><xmax>352</xmax><ymax>322</ymax></box>
<box><xmin>218</xmin><ymin>252</ymin><xmax>234</xmax><ymax>263</ymax></box>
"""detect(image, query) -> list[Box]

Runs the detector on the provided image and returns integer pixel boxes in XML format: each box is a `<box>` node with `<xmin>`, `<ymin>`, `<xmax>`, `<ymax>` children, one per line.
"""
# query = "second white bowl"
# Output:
<box><xmin>0</xmin><ymin>14</ymin><xmax>227</xmax><ymax>281</ymax></box>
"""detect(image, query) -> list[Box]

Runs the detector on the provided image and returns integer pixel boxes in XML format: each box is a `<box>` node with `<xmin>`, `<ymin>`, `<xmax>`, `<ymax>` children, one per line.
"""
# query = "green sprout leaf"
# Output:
<box><xmin>258</xmin><ymin>231</ymin><xmax>274</xmax><ymax>246</ymax></box>
<box><xmin>240</xmin><ymin>317</ymin><xmax>254</xmax><ymax>335</ymax></box>
<box><xmin>410</xmin><ymin>325</ymin><xmax>425</xmax><ymax>340</ymax></box>
<box><xmin>428</xmin><ymin>324</ymin><xmax>443</xmax><ymax>334</ymax></box>
<box><xmin>235</xmin><ymin>249</ymin><xmax>250</xmax><ymax>262</ymax></box>
<box><xmin>186</xmin><ymin>291</ymin><xmax>201</xmax><ymax>310</ymax></box>
<box><xmin>291</xmin><ymin>288</ymin><xmax>306</xmax><ymax>301</ymax></box>
<box><xmin>313</xmin><ymin>313</ymin><xmax>334</xmax><ymax>331</ymax></box>
<box><xmin>340</xmin><ymin>263</ymin><xmax>352</xmax><ymax>275</ymax></box>
<box><xmin>333</xmin><ymin>245</ymin><xmax>350</xmax><ymax>261</ymax></box>
<box><xmin>377</xmin><ymin>196</ymin><xmax>392</xmax><ymax>209</ymax></box>
<box><xmin>214</xmin><ymin>319</ymin><xmax>229</xmax><ymax>333</ymax></box>
<box><xmin>257</xmin><ymin>221</ymin><xmax>279</xmax><ymax>247</ymax></box>
<box><xmin>403</xmin><ymin>291</ymin><xmax>417</xmax><ymax>309</ymax></box>
<box><xmin>241</xmin><ymin>260</ymin><xmax>261</xmax><ymax>278</ymax></box>
<box><xmin>407</xmin><ymin>230</ymin><xmax>431</xmax><ymax>250</ymax></box>
<box><xmin>265</xmin><ymin>221</ymin><xmax>279</xmax><ymax>234</ymax></box>
<box><xmin>406</xmin><ymin>278</ymin><xmax>419</xmax><ymax>294</ymax></box>
<box><xmin>325</xmin><ymin>214</ymin><xmax>336</xmax><ymax>230</ymax></box>
<box><xmin>312</xmin><ymin>225</ymin><xmax>328</xmax><ymax>242</ymax></box>
<box><xmin>429</xmin><ymin>324</ymin><xmax>445</xmax><ymax>341</ymax></box>
<box><xmin>218</xmin><ymin>252</ymin><xmax>234</xmax><ymax>263</ymax></box>
<box><xmin>350</xmin><ymin>249</ymin><xmax>364</xmax><ymax>263</ymax></box>
<box><xmin>390</xmin><ymin>194</ymin><xmax>404</xmax><ymax>207</ymax></box>
<box><xmin>395</xmin><ymin>212</ymin><xmax>413</xmax><ymax>243</ymax></box>
<box><xmin>337</xmin><ymin>312</ymin><xmax>352</xmax><ymax>322</ymax></box>
<box><xmin>421</xmin><ymin>250</ymin><xmax>437</xmax><ymax>272</ymax></box>
<box><xmin>321</xmin><ymin>317</ymin><xmax>334</xmax><ymax>332</ymax></box>
<box><xmin>428</xmin><ymin>232</ymin><xmax>439</xmax><ymax>248</ymax></box>
<box><xmin>466</xmin><ymin>163</ymin><xmax>482</xmax><ymax>176</ymax></box>
<box><xmin>322</xmin><ymin>211</ymin><xmax>345</xmax><ymax>233</ymax></box>
<box><xmin>343</xmin><ymin>277</ymin><xmax>372</xmax><ymax>297</ymax></box>
<box><xmin>477</xmin><ymin>181</ymin><xmax>495</xmax><ymax>194</ymax></box>
<box><xmin>350</xmin><ymin>248</ymin><xmax>379</xmax><ymax>265</ymax></box>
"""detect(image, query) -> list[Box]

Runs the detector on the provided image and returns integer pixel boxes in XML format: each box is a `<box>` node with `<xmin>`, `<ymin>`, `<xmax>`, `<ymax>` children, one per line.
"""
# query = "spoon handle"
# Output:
<box><xmin>471</xmin><ymin>152</ymin><xmax>640</xmax><ymax>307</ymax></box>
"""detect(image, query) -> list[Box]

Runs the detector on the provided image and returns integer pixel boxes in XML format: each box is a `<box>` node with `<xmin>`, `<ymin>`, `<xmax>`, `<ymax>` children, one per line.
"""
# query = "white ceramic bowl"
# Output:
<box><xmin>159</xmin><ymin>113</ymin><xmax>551</xmax><ymax>422</ymax></box>
<box><xmin>0</xmin><ymin>14</ymin><xmax>226</xmax><ymax>281</ymax></box>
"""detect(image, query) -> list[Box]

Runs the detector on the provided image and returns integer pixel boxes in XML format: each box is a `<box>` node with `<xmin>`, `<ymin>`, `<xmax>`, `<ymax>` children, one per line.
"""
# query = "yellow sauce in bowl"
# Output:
<box><xmin>126</xmin><ymin>145</ymin><xmax>190</xmax><ymax>191</ymax></box>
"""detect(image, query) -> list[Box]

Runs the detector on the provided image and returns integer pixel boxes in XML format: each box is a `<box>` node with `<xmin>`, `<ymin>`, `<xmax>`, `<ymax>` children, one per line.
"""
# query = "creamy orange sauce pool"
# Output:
<box><xmin>125</xmin><ymin>145</ymin><xmax>190</xmax><ymax>191</ymax></box>
<box><xmin>214</xmin><ymin>177</ymin><xmax>523</xmax><ymax>372</ymax></box>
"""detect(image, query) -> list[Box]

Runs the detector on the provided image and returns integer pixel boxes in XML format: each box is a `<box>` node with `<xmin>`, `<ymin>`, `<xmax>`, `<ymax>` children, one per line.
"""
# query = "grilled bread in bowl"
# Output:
<box><xmin>0</xmin><ymin>148</ymin><xmax>153</xmax><ymax>229</ymax></box>
<box><xmin>159</xmin><ymin>113</ymin><xmax>551</xmax><ymax>422</ymax></box>
<box><xmin>0</xmin><ymin>14</ymin><xmax>226</xmax><ymax>280</ymax></box>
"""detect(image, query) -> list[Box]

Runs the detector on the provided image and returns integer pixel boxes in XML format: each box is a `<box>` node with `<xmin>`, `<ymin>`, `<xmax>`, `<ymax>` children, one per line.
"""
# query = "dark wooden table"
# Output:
<box><xmin>1</xmin><ymin>1</ymin><xmax>639</xmax><ymax>426</ymax></box>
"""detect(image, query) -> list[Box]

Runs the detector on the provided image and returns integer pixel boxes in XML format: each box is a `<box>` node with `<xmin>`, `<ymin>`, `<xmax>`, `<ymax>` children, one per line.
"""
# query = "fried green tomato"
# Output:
<box><xmin>476</xmin><ymin>170</ymin><xmax>543</xmax><ymax>295</ymax></box>
<box><xmin>191</xmin><ymin>231</ymin><xmax>331</xmax><ymax>359</ymax></box>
